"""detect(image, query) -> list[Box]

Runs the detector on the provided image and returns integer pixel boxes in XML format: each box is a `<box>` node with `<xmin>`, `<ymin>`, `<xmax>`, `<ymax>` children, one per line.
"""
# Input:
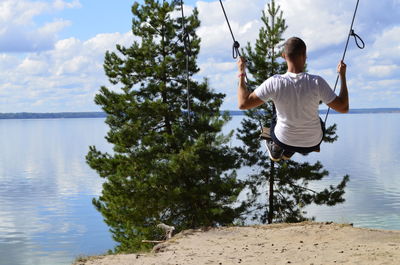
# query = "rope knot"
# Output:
<box><xmin>350</xmin><ymin>29</ymin><xmax>365</xmax><ymax>49</ymax></box>
<box><xmin>232</xmin><ymin>41</ymin><xmax>241</xmax><ymax>59</ymax></box>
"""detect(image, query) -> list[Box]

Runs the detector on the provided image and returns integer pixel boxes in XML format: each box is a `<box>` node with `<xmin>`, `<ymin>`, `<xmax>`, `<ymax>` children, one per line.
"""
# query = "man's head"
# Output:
<box><xmin>283</xmin><ymin>37</ymin><xmax>306</xmax><ymax>62</ymax></box>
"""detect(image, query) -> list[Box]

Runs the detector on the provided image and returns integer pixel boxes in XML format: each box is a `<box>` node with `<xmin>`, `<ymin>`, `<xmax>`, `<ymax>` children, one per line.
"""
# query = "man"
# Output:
<box><xmin>237</xmin><ymin>37</ymin><xmax>348</xmax><ymax>161</ymax></box>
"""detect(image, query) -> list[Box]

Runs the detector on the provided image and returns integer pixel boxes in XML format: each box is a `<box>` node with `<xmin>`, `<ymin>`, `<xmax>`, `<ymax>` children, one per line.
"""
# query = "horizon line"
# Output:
<box><xmin>1</xmin><ymin>107</ymin><xmax>400</xmax><ymax>114</ymax></box>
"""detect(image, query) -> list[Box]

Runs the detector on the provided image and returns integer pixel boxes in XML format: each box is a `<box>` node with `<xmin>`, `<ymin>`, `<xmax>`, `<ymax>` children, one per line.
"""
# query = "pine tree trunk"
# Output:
<box><xmin>268</xmin><ymin>11</ymin><xmax>276</xmax><ymax>225</ymax></box>
<box><xmin>268</xmin><ymin>160</ymin><xmax>274</xmax><ymax>224</ymax></box>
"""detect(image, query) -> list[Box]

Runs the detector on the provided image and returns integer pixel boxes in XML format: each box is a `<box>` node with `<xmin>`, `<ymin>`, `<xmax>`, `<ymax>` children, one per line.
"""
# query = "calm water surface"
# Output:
<box><xmin>0</xmin><ymin>119</ymin><xmax>114</xmax><ymax>265</ymax></box>
<box><xmin>0</xmin><ymin>114</ymin><xmax>399</xmax><ymax>265</ymax></box>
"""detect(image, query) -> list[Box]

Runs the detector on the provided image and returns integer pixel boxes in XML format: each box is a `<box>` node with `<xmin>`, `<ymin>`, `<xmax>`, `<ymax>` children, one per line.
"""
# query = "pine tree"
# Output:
<box><xmin>237</xmin><ymin>0</ymin><xmax>349</xmax><ymax>224</ymax></box>
<box><xmin>86</xmin><ymin>0</ymin><xmax>245</xmax><ymax>252</ymax></box>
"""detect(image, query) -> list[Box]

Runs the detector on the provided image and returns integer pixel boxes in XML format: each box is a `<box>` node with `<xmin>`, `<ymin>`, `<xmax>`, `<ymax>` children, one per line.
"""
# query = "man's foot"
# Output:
<box><xmin>265</xmin><ymin>139</ymin><xmax>283</xmax><ymax>162</ymax></box>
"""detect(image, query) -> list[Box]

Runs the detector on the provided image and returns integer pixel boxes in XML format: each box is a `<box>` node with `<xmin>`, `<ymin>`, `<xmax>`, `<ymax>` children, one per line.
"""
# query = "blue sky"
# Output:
<box><xmin>0</xmin><ymin>0</ymin><xmax>399</xmax><ymax>112</ymax></box>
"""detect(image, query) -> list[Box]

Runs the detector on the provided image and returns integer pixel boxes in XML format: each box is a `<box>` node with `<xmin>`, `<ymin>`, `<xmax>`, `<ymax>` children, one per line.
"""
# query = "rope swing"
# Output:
<box><xmin>219</xmin><ymin>0</ymin><xmax>254</xmax><ymax>86</ymax></box>
<box><xmin>218</xmin><ymin>0</ymin><xmax>241</xmax><ymax>59</ymax></box>
<box><xmin>218</xmin><ymin>0</ymin><xmax>276</xmax><ymax>126</ymax></box>
<box><xmin>324</xmin><ymin>0</ymin><xmax>365</xmax><ymax>124</ymax></box>
<box><xmin>218</xmin><ymin>0</ymin><xmax>365</xmax><ymax>129</ymax></box>
<box><xmin>179</xmin><ymin>0</ymin><xmax>191</xmax><ymax>123</ymax></box>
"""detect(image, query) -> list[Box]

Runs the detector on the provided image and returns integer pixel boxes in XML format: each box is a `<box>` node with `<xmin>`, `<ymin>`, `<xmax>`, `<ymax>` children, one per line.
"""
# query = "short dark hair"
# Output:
<box><xmin>284</xmin><ymin>37</ymin><xmax>306</xmax><ymax>60</ymax></box>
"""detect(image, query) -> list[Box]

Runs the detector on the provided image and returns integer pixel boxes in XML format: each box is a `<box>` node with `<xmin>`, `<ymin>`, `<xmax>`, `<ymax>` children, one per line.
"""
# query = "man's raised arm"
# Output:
<box><xmin>327</xmin><ymin>60</ymin><xmax>349</xmax><ymax>113</ymax></box>
<box><xmin>237</xmin><ymin>57</ymin><xmax>264</xmax><ymax>110</ymax></box>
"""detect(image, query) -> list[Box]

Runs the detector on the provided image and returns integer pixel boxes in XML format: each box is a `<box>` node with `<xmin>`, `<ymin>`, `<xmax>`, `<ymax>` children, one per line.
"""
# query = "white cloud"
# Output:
<box><xmin>194</xmin><ymin>0</ymin><xmax>400</xmax><ymax>110</ymax></box>
<box><xmin>0</xmin><ymin>53</ymin><xmax>20</xmax><ymax>71</ymax></box>
<box><xmin>192</xmin><ymin>0</ymin><xmax>269</xmax><ymax>110</ymax></box>
<box><xmin>84</xmin><ymin>32</ymin><xmax>133</xmax><ymax>55</ymax></box>
<box><xmin>363</xmin><ymin>79</ymin><xmax>400</xmax><ymax>91</ymax></box>
<box><xmin>57</xmin><ymin>55</ymin><xmax>92</xmax><ymax>75</ymax></box>
<box><xmin>347</xmin><ymin>25</ymin><xmax>400</xmax><ymax>95</ymax></box>
<box><xmin>0</xmin><ymin>0</ymin><xmax>81</xmax><ymax>52</ymax></box>
<box><xmin>0</xmin><ymin>1</ymin><xmax>47</xmax><ymax>25</ymax></box>
<box><xmin>368</xmin><ymin>65</ymin><xmax>399</xmax><ymax>78</ymax></box>
<box><xmin>54</xmin><ymin>37</ymin><xmax>82</xmax><ymax>56</ymax></box>
<box><xmin>275</xmin><ymin>0</ymin><xmax>351</xmax><ymax>52</ymax></box>
<box><xmin>53</xmin><ymin>0</ymin><xmax>81</xmax><ymax>10</ymax></box>
<box><xmin>194</xmin><ymin>0</ymin><xmax>355</xmax><ymax>109</ymax></box>
<box><xmin>368</xmin><ymin>26</ymin><xmax>400</xmax><ymax>61</ymax></box>
<box><xmin>1</xmin><ymin>0</ymin><xmax>400</xmax><ymax>112</ymax></box>
<box><xmin>17</xmin><ymin>57</ymin><xmax>49</xmax><ymax>75</ymax></box>
<box><xmin>196</xmin><ymin>0</ymin><xmax>265</xmax><ymax>58</ymax></box>
<box><xmin>37</xmin><ymin>19</ymin><xmax>71</xmax><ymax>37</ymax></box>
<box><xmin>199</xmin><ymin>60</ymin><xmax>235</xmax><ymax>74</ymax></box>
<box><xmin>0</xmin><ymin>32</ymin><xmax>134</xmax><ymax>112</ymax></box>
<box><xmin>170</xmin><ymin>2</ymin><xmax>194</xmax><ymax>19</ymax></box>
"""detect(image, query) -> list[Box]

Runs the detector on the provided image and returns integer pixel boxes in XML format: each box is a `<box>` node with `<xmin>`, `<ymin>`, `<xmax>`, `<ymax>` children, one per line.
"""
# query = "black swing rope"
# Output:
<box><xmin>324</xmin><ymin>0</ymin><xmax>365</xmax><ymax>124</ymax></box>
<box><xmin>179</xmin><ymin>0</ymin><xmax>191</xmax><ymax>123</ymax></box>
<box><xmin>218</xmin><ymin>0</ymin><xmax>275</xmax><ymax>129</ymax></box>
<box><xmin>218</xmin><ymin>0</ymin><xmax>241</xmax><ymax>60</ymax></box>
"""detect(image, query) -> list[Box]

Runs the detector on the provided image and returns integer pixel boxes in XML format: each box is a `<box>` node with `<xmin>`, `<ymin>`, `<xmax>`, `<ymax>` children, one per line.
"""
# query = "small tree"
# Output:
<box><xmin>87</xmin><ymin>0</ymin><xmax>245</xmax><ymax>252</ymax></box>
<box><xmin>237</xmin><ymin>0</ymin><xmax>349</xmax><ymax>224</ymax></box>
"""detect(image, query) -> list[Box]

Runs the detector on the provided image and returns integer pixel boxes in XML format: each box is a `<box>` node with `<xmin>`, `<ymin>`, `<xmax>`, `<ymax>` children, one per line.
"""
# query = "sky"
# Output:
<box><xmin>0</xmin><ymin>0</ymin><xmax>399</xmax><ymax>112</ymax></box>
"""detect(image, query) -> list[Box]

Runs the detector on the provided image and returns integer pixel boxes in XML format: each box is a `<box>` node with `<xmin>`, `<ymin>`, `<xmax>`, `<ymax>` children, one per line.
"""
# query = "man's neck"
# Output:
<box><xmin>286</xmin><ymin>59</ymin><xmax>305</xmax><ymax>74</ymax></box>
<box><xmin>287</xmin><ymin>64</ymin><xmax>304</xmax><ymax>74</ymax></box>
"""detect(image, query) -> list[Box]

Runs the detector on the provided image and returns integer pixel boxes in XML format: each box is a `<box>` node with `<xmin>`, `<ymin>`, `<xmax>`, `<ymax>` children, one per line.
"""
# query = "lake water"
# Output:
<box><xmin>0</xmin><ymin>114</ymin><xmax>399</xmax><ymax>265</ymax></box>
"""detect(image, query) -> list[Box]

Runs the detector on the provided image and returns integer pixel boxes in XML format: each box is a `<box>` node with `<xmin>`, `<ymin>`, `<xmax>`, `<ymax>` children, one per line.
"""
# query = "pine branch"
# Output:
<box><xmin>286</xmin><ymin>180</ymin><xmax>317</xmax><ymax>194</ymax></box>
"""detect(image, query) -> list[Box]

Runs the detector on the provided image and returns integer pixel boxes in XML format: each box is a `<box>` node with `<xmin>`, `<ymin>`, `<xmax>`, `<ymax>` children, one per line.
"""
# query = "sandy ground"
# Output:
<box><xmin>75</xmin><ymin>222</ymin><xmax>400</xmax><ymax>265</ymax></box>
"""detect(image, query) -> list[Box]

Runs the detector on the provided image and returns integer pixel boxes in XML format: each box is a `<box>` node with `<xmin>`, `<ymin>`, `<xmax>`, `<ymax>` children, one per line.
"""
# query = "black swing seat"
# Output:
<box><xmin>259</xmin><ymin>126</ymin><xmax>321</xmax><ymax>154</ymax></box>
<box><xmin>260</xmin><ymin>127</ymin><xmax>271</xmax><ymax>140</ymax></box>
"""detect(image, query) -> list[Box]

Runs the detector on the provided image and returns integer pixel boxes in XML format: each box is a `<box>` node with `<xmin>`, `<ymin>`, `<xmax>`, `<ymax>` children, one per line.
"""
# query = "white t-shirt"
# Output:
<box><xmin>254</xmin><ymin>72</ymin><xmax>337</xmax><ymax>147</ymax></box>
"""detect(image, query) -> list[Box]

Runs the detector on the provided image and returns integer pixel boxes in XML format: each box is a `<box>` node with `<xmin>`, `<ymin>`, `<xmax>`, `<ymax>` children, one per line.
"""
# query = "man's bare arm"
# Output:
<box><xmin>327</xmin><ymin>60</ymin><xmax>349</xmax><ymax>113</ymax></box>
<box><xmin>237</xmin><ymin>57</ymin><xmax>264</xmax><ymax>110</ymax></box>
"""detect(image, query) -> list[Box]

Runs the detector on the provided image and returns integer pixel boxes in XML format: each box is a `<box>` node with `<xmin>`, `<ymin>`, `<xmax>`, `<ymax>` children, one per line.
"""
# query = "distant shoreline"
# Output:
<box><xmin>0</xmin><ymin>108</ymin><xmax>400</xmax><ymax>120</ymax></box>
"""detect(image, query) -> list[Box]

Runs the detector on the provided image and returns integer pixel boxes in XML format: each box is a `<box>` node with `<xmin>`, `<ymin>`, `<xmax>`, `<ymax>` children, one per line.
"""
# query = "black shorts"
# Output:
<box><xmin>270</xmin><ymin>118</ymin><xmax>325</xmax><ymax>154</ymax></box>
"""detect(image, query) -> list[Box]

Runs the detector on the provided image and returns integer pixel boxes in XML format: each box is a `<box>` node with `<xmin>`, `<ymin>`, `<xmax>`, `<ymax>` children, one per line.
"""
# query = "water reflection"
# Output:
<box><xmin>227</xmin><ymin>114</ymin><xmax>400</xmax><ymax>230</ymax></box>
<box><xmin>0</xmin><ymin>119</ymin><xmax>115</xmax><ymax>265</ymax></box>
<box><xmin>0</xmin><ymin>115</ymin><xmax>400</xmax><ymax>265</ymax></box>
<box><xmin>292</xmin><ymin>114</ymin><xmax>400</xmax><ymax>230</ymax></box>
